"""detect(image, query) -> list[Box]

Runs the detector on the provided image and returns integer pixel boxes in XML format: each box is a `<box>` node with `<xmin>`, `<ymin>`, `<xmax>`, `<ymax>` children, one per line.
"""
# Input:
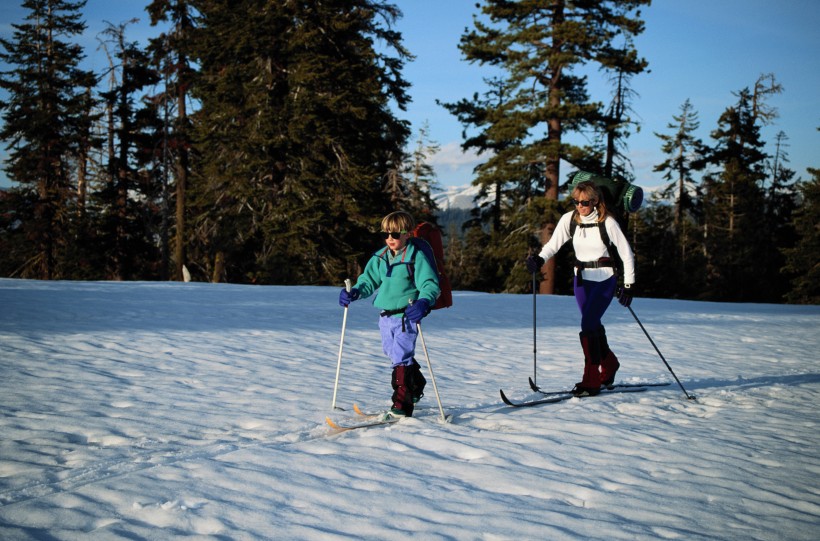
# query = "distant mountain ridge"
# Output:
<box><xmin>433</xmin><ymin>184</ymin><xmax>484</xmax><ymax>211</ymax></box>
<box><xmin>432</xmin><ymin>184</ymin><xmax>486</xmax><ymax>237</ymax></box>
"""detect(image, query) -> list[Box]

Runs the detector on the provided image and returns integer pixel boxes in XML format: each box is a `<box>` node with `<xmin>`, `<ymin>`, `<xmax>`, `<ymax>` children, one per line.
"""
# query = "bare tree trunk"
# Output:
<box><xmin>538</xmin><ymin>2</ymin><xmax>564</xmax><ymax>295</ymax></box>
<box><xmin>212</xmin><ymin>251</ymin><xmax>225</xmax><ymax>283</ymax></box>
<box><xmin>539</xmin><ymin>223</ymin><xmax>556</xmax><ymax>294</ymax></box>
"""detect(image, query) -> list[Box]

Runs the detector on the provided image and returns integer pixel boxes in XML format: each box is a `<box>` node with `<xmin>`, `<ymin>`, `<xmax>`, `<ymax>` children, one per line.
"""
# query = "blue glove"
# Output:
<box><xmin>339</xmin><ymin>287</ymin><xmax>360</xmax><ymax>307</ymax></box>
<box><xmin>616</xmin><ymin>284</ymin><xmax>634</xmax><ymax>307</ymax></box>
<box><xmin>526</xmin><ymin>254</ymin><xmax>545</xmax><ymax>274</ymax></box>
<box><xmin>405</xmin><ymin>298</ymin><xmax>431</xmax><ymax>324</ymax></box>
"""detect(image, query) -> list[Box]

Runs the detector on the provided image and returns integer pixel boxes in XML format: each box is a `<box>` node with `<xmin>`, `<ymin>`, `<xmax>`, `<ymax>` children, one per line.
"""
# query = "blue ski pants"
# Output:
<box><xmin>574</xmin><ymin>275</ymin><xmax>617</xmax><ymax>332</ymax></box>
<box><xmin>379</xmin><ymin>315</ymin><xmax>418</xmax><ymax>367</ymax></box>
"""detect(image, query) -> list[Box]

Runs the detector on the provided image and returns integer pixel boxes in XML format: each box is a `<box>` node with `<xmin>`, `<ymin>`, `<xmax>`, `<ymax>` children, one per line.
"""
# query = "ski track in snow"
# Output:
<box><xmin>1</xmin><ymin>279</ymin><xmax>819</xmax><ymax>540</ymax></box>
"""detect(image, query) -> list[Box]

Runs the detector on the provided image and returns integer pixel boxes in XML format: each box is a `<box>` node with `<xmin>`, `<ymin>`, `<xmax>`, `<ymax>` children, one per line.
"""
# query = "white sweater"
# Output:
<box><xmin>537</xmin><ymin>209</ymin><xmax>635</xmax><ymax>285</ymax></box>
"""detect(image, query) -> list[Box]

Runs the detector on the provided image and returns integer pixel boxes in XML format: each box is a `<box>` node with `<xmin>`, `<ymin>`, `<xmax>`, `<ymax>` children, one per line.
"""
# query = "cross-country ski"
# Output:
<box><xmin>528</xmin><ymin>376</ymin><xmax>672</xmax><ymax>395</ymax></box>
<box><xmin>325</xmin><ymin>415</ymin><xmax>403</xmax><ymax>433</ymax></box>
<box><xmin>500</xmin><ymin>384</ymin><xmax>651</xmax><ymax>408</ymax></box>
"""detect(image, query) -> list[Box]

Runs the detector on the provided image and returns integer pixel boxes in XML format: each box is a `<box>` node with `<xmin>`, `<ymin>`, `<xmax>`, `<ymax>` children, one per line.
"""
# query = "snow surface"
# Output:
<box><xmin>1</xmin><ymin>279</ymin><xmax>819</xmax><ymax>540</ymax></box>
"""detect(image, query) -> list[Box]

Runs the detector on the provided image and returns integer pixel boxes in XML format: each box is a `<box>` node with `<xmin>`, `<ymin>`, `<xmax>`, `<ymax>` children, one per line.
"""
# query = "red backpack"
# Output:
<box><xmin>410</xmin><ymin>222</ymin><xmax>453</xmax><ymax>310</ymax></box>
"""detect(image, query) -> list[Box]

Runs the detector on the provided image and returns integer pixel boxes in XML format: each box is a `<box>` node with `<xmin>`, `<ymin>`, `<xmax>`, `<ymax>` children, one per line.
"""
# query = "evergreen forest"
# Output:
<box><xmin>1</xmin><ymin>0</ymin><xmax>817</xmax><ymax>304</ymax></box>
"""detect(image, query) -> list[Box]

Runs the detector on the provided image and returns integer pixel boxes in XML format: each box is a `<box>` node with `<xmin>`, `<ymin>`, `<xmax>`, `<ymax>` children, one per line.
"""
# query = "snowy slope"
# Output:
<box><xmin>1</xmin><ymin>279</ymin><xmax>818</xmax><ymax>540</ymax></box>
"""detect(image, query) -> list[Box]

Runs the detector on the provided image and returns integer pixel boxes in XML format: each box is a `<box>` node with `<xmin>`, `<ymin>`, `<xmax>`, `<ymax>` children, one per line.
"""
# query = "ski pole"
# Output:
<box><xmin>409</xmin><ymin>297</ymin><xmax>446</xmax><ymax>422</ymax></box>
<box><xmin>532</xmin><ymin>271</ymin><xmax>537</xmax><ymax>387</ymax></box>
<box><xmin>331</xmin><ymin>279</ymin><xmax>352</xmax><ymax>410</ymax></box>
<box><xmin>416</xmin><ymin>321</ymin><xmax>447</xmax><ymax>422</ymax></box>
<box><xmin>627</xmin><ymin>305</ymin><xmax>697</xmax><ymax>400</ymax></box>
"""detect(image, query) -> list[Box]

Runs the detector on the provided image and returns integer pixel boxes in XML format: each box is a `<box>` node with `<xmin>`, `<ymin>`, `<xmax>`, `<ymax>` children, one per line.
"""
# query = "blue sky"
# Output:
<box><xmin>397</xmin><ymin>0</ymin><xmax>820</xmax><ymax>189</ymax></box>
<box><xmin>1</xmin><ymin>0</ymin><xmax>818</xmax><ymax>191</ymax></box>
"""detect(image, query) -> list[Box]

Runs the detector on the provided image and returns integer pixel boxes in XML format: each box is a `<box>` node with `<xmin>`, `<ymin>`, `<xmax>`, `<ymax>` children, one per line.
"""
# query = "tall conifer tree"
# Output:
<box><xmin>700</xmin><ymin>88</ymin><xmax>769</xmax><ymax>301</ymax></box>
<box><xmin>654</xmin><ymin>98</ymin><xmax>704</xmax><ymax>267</ymax></box>
<box><xmin>450</xmin><ymin>0</ymin><xmax>650</xmax><ymax>293</ymax></box>
<box><xmin>96</xmin><ymin>21</ymin><xmax>161</xmax><ymax>280</ymax></box>
<box><xmin>782</xmin><ymin>165</ymin><xmax>820</xmax><ymax>304</ymax></box>
<box><xmin>188</xmin><ymin>0</ymin><xmax>411</xmax><ymax>284</ymax></box>
<box><xmin>0</xmin><ymin>0</ymin><xmax>97</xmax><ymax>279</ymax></box>
<box><xmin>147</xmin><ymin>0</ymin><xmax>198</xmax><ymax>281</ymax></box>
<box><xmin>404</xmin><ymin>122</ymin><xmax>440</xmax><ymax>223</ymax></box>
<box><xmin>599</xmin><ymin>50</ymin><xmax>644</xmax><ymax>181</ymax></box>
<box><xmin>441</xmin><ymin>77</ymin><xmax>525</xmax><ymax>235</ymax></box>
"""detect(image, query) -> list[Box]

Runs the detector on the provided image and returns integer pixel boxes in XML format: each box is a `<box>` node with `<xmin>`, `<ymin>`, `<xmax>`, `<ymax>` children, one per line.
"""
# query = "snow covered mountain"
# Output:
<box><xmin>432</xmin><ymin>184</ymin><xmax>490</xmax><ymax>235</ymax></box>
<box><xmin>433</xmin><ymin>183</ymin><xmax>485</xmax><ymax>210</ymax></box>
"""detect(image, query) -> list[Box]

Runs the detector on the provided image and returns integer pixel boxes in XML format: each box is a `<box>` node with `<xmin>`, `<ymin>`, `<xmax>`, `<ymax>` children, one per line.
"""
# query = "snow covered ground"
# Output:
<box><xmin>1</xmin><ymin>279</ymin><xmax>818</xmax><ymax>540</ymax></box>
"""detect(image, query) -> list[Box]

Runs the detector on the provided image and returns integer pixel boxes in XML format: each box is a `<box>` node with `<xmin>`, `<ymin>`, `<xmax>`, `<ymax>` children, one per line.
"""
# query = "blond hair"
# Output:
<box><xmin>381</xmin><ymin>211</ymin><xmax>415</xmax><ymax>233</ymax></box>
<box><xmin>571</xmin><ymin>180</ymin><xmax>608</xmax><ymax>223</ymax></box>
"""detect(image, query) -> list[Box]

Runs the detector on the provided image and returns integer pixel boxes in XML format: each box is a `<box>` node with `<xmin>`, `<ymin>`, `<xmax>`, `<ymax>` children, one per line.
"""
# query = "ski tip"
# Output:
<box><xmin>499</xmin><ymin>389</ymin><xmax>514</xmax><ymax>406</ymax></box>
<box><xmin>353</xmin><ymin>403</ymin><xmax>365</xmax><ymax>416</ymax></box>
<box><xmin>528</xmin><ymin>377</ymin><xmax>539</xmax><ymax>392</ymax></box>
<box><xmin>325</xmin><ymin>417</ymin><xmax>342</xmax><ymax>430</ymax></box>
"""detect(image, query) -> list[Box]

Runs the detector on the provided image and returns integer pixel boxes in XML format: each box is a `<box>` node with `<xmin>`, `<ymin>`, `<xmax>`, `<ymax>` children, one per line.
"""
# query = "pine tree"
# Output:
<box><xmin>782</xmin><ymin>166</ymin><xmax>820</xmax><ymax>304</ymax></box>
<box><xmin>450</xmin><ymin>0</ymin><xmax>650</xmax><ymax>293</ymax></box>
<box><xmin>655</xmin><ymin>99</ymin><xmax>703</xmax><ymax>229</ymax></box>
<box><xmin>403</xmin><ymin>121</ymin><xmax>440</xmax><ymax>224</ymax></box>
<box><xmin>700</xmin><ymin>88</ymin><xmax>770</xmax><ymax>301</ymax></box>
<box><xmin>632</xmin><ymin>195</ymin><xmax>706</xmax><ymax>300</ymax></box>
<box><xmin>0</xmin><ymin>0</ymin><xmax>97</xmax><ymax>279</ymax></box>
<box><xmin>95</xmin><ymin>21</ymin><xmax>161</xmax><ymax>280</ymax></box>
<box><xmin>440</xmin><ymin>77</ymin><xmax>524</xmax><ymax>235</ymax></box>
<box><xmin>188</xmin><ymin>0</ymin><xmax>411</xmax><ymax>284</ymax></box>
<box><xmin>761</xmin><ymin>131</ymin><xmax>797</xmax><ymax>300</ymax></box>
<box><xmin>147</xmin><ymin>0</ymin><xmax>197</xmax><ymax>281</ymax></box>
<box><xmin>382</xmin><ymin>122</ymin><xmax>440</xmax><ymax>225</ymax></box>
<box><xmin>654</xmin><ymin>99</ymin><xmax>704</xmax><ymax>265</ymax></box>
<box><xmin>599</xmin><ymin>45</ymin><xmax>646</xmax><ymax>181</ymax></box>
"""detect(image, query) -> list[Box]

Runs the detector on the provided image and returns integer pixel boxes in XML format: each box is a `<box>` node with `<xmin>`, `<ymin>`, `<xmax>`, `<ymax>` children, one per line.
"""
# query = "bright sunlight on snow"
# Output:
<box><xmin>1</xmin><ymin>279</ymin><xmax>818</xmax><ymax>540</ymax></box>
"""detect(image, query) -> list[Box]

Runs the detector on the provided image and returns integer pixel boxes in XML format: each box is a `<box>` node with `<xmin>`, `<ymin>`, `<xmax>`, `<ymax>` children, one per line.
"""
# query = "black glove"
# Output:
<box><xmin>405</xmin><ymin>298</ymin><xmax>431</xmax><ymax>324</ymax></box>
<box><xmin>526</xmin><ymin>254</ymin><xmax>545</xmax><ymax>274</ymax></box>
<box><xmin>339</xmin><ymin>287</ymin><xmax>360</xmax><ymax>307</ymax></box>
<box><xmin>616</xmin><ymin>284</ymin><xmax>635</xmax><ymax>307</ymax></box>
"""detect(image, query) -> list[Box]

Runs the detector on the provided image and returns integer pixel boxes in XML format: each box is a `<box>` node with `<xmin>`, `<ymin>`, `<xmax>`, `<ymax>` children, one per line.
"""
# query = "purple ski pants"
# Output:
<box><xmin>378</xmin><ymin>315</ymin><xmax>418</xmax><ymax>367</ymax></box>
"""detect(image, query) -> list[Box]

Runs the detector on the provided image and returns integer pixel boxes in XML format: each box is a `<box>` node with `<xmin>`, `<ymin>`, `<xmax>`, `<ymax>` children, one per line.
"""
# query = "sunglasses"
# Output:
<box><xmin>380</xmin><ymin>231</ymin><xmax>407</xmax><ymax>240</ymax></box>
<box><xmin>572</xmin><ymin>199</ymin><xmax>595</xmax><ymax>207</ymax></box>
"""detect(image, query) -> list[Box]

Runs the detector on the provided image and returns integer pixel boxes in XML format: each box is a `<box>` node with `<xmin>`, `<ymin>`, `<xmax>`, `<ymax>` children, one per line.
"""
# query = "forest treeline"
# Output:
<box><xmin>1</xmin><ymin>1</ymin><xmax>817</xmax><ymax>304</ymax></box>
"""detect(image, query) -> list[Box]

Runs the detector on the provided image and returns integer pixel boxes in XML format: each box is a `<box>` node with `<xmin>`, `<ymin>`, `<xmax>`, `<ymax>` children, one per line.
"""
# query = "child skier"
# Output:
<box><xmin>339</xmin><ymin>211</ymin><xmax>441</xmax><ymax>417</ymax></box>
<box><xmin>526</xmin><ymin>180</ymin><xmax>636</xmax><ymax>397</ymax></box>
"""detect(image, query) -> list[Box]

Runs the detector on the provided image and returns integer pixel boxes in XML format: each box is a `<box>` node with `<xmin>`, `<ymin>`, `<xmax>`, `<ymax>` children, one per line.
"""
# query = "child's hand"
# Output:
<box><xmin>405</xmin><ymin>298</ymin><xmax>430</xmax><ymax>324</ymax></box>
<box><xmin>339</xmin><ymin>288</ymin><xmax>360</xmax><ymax>307</ymax></box>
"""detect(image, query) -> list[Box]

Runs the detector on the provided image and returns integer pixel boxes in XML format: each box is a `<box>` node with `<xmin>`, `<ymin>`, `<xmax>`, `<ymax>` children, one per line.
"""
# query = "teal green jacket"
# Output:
<box><xmin>354</xmin><ymin>241</ymin><xmax>441</xmax><ymax>314</ymax></box>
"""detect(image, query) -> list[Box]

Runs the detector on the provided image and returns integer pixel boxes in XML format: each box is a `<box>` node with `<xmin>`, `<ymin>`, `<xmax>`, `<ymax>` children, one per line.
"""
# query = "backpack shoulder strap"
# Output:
<box><xmin>598</xmin><ymin>220</ymin><xmax>611</xmax><ymax>248</ymax></box>
<box><xmin>599</xmin><ymin>216</ymin><xmax>622</xmax><ymax>268</ymax></box>
<box><xmin>406</xmin><ymin>238</ymin><xmax>417</xmax><ymax>269</ymax></box>
<box><xmin>407</xmin><ymin>237</ymin><xmax>438</xmax><ymax>274</ymax></box>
